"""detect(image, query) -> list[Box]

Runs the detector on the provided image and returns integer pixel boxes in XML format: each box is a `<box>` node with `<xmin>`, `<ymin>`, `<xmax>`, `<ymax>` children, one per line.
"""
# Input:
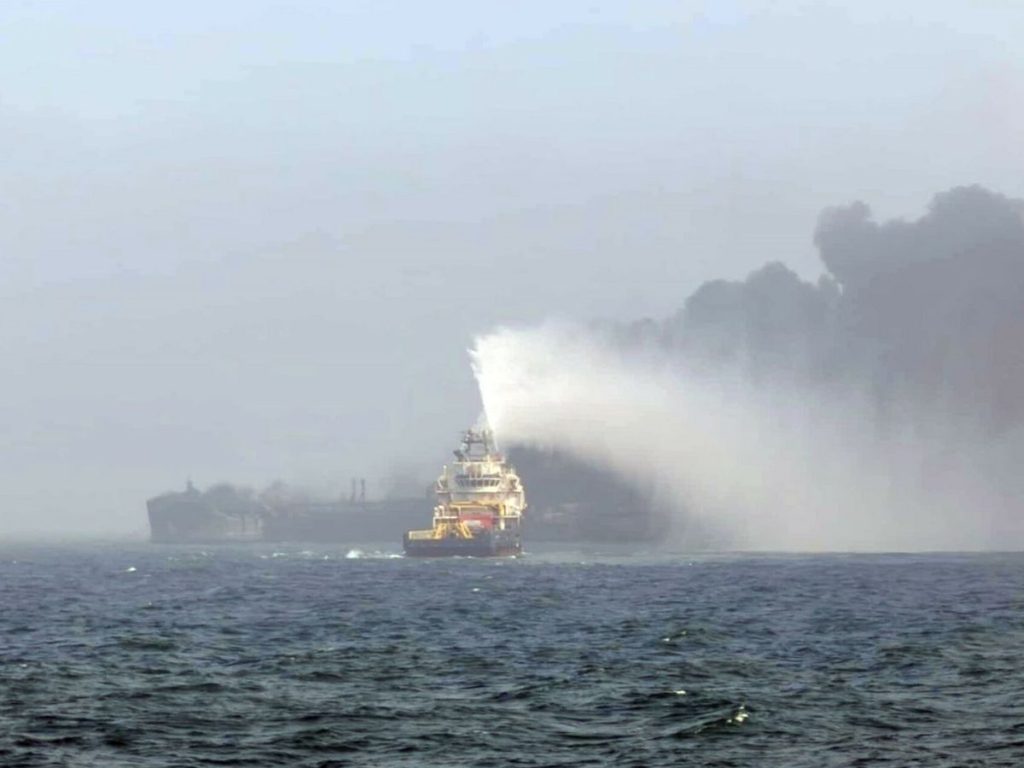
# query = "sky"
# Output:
<box><xmin>1</xmin><ymin>0</ymin><xmax>1023</xmax><ymax>536</ymax></box>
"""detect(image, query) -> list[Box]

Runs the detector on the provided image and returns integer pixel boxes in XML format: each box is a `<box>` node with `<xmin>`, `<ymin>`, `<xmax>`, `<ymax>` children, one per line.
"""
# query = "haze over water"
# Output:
<box><xmin>2</xmin><ymin>1</ymin><xmax>1024</xmax><ymax>538</ymax></box>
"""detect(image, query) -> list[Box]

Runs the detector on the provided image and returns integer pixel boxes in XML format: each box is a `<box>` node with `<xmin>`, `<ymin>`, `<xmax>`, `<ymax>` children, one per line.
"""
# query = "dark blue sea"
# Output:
<box><xmin>2</xmin><ymin>543</ymin><xmax>1023</xmax><ymax>767</ymax></box>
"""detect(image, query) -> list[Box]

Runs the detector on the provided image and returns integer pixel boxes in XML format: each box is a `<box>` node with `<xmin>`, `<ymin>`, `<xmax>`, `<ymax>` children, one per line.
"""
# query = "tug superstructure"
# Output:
<box><xmin>403</xmin><ymin>428</ymin><xmax>525</xmax><ymax>557</ymax></box>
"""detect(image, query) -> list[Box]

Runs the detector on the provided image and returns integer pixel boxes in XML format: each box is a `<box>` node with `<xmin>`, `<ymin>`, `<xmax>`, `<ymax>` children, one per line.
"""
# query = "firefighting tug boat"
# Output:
<box><xmin>403</xmin><ymin>428</ymin><xmax>526</xmax><ymax>557</ymax></box>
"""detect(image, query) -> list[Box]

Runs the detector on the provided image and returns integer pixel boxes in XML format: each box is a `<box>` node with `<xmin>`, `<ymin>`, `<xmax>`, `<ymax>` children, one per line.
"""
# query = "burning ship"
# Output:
<box><xmin>403</xmin><ymin>428</ymin><xmax>525</xmax><ymax>557</ymax></box>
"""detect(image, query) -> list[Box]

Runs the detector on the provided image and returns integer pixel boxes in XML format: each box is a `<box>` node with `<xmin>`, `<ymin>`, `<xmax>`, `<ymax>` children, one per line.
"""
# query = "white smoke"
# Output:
<box><xmin>470</xmin><ymin>322</ymin><xmax>1021</xmax><ymax>551</ymax></box>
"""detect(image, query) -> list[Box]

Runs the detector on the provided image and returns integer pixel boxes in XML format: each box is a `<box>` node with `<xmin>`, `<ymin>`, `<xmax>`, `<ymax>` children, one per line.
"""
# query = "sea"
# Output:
<box><xmin>2</xmin><ymin>542</ymin><xmax>1023</xmax><ymax>767</ymax></box>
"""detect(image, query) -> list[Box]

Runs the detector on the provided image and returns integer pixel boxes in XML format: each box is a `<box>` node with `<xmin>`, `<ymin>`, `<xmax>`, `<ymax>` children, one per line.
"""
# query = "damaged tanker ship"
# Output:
<box><xmin>147</xmin><ymin>479</ymin><xmax>426</xmax><ymax>544</ymax></box>
<box><xmin>147</xmin><ymin>432</ymin><xmax>671</xmax><ymax>547</ymax></box>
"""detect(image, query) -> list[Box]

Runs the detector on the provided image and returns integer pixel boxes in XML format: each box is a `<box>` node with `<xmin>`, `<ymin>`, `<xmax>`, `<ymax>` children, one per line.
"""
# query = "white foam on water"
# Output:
<box><xmin>344</xmin><ymin>549</ymin><xmax>403</xmax><ymax>560</ymax></box>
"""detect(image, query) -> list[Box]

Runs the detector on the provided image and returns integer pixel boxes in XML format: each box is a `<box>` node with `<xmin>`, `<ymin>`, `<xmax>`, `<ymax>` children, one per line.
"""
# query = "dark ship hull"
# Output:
<box><xmin>263</xmin><ymin>499</ymin><xmax>425</xmax><ymax>543</ymax></box>
<box><xmin>146</xmin><ymin>482</ymin><xmax>427</xmax><ymax>544</ymax></box>
<box><xmin>403</xmin><ymin>529</ymin><xmax>521</xmax><ymax>558</ymax></box>
<box><xmin>147</xmin><ymin>488</ymin><xmax>263</xmax><ymax>544</ymax></box>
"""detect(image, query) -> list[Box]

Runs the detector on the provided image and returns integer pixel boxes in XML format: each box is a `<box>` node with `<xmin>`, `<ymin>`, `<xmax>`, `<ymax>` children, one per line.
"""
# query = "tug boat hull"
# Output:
<box><xmin>403</xmin><ymin>529</ymin><xmax>521</xmax><ymax>558</ymax></box>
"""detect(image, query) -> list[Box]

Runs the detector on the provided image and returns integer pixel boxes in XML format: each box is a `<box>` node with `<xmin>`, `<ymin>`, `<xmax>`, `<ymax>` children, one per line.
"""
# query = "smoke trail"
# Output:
<box><xmin>471</xmin><ymin>322</ymin><xmax>1014</xmax><ymax>551</ymax></box>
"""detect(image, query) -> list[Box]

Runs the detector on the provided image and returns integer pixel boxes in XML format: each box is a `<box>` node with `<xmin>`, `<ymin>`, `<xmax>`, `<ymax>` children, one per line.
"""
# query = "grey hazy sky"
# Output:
<box><xmin>2</xmin><ymin>1</ymin><xmax>1022</xmax><ymax>535</ymax></box>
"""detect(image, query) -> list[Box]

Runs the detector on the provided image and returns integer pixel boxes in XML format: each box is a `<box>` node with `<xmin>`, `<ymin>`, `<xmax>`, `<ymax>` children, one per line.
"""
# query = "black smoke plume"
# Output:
<box><xmin>504</xmin><ymin>186</ymin><xmax>1024</xmax><ymax>547</ymax></box>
